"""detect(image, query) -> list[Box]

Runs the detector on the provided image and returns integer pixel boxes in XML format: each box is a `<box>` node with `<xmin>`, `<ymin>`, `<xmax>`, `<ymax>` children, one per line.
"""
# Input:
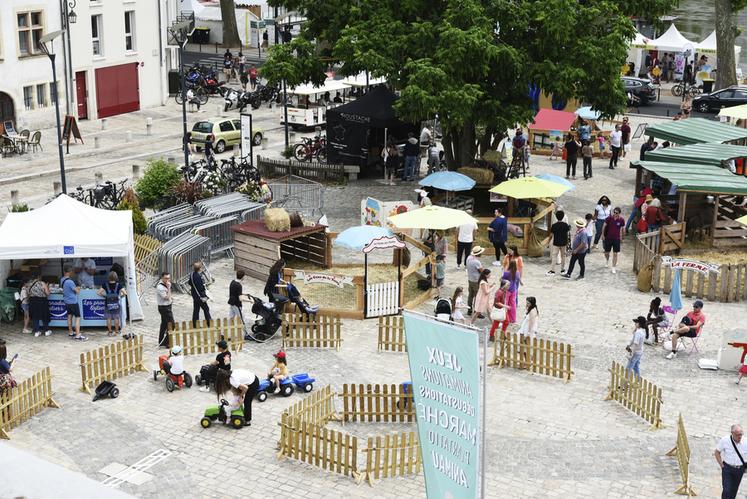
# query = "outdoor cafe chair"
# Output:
<box><xmin>28</xmin><ymin>131</ymin><xmax>42</xmax><ymax>152</ymax></box>
<box><xmin>2</xmin><ymin>121</ymin><xmax>16</xmax><ymax>136</ymax></box>
<box><xmin>0</xmin><ymin>136</ymin><xmax>15</xmax><ymax>157</ymax></box>
<box><xmin>19</xmin><ymin>129</ymin><xmax>30</xmax><ymax>140</ymax></box>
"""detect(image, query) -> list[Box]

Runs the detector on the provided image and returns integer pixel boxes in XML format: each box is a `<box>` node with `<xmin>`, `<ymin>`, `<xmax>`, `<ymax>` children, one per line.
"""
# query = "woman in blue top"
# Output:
<box><xmin>501</xmin><ymin>260</ymin><xmax>521</xmax><ymax>327</ymax></box>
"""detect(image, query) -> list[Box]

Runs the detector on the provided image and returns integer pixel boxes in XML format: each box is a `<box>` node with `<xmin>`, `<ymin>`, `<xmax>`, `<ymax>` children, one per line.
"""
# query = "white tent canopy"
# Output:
<box><xmin>342</xmin><ymin>73</ymin><xmax>386</xmax><ymax>87</ymax></box>
<box><xmin>0</xmin><ymin>195</ymin><xmax>143</xmax><ymax>320</ymax></box>
<box><xmin>696</xmin><ymin>30</ymin><xmax>742</xmax><ymax>57</ymax></box>
<box><xmin>648</xmin><ymin>24</ymin><xmax>695</xmax><ymax>52</ymax></box>
<box><xmin>630</xmin><ymin>29</ymin><xmax>653</xmax><ymax>49</ymax></box>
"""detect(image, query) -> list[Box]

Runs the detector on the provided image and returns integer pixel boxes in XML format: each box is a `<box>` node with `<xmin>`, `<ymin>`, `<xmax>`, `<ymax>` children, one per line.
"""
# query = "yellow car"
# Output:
<box><xmin>190</xmin><ymin>118</ymin><xmax>263</xmax><ymax>153</ymax></box>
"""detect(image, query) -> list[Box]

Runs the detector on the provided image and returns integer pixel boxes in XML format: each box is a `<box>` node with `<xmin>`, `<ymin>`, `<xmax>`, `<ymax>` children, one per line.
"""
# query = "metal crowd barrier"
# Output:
<box><xmin>268</xmin><ymin>175</ymin><xmax>325</xmax><ymax>219</ymax></box>
<box><xmin>192</xmin><ymin>216</ymin><xmax>238</xmax><ymax>258</ymax></box>
<box><xmin>195</xmin><ymin>193</ymin><xmax>263</xmax><ymax>222</ymax></box>
<box><xmin>146</xmin><ymin>203</ymin><xmax>192</xmax><ymax>234</ymax></box>
<box><xmin>152</xmin><ymin>214</ymin><xmax>215</xmax><ymax>241</ymax></box>
<box><xmin>158</xmin><ymin>232</ymin><xmax>212</xmax><ymax>293</ymax></box>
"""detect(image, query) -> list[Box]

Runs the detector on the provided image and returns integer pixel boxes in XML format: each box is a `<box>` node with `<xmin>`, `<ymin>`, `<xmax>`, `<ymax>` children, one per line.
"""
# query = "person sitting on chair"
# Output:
<box><xmin>666</xmin><ymin>300</ymin><xmax>705</xmax><ymax>360</ymax></box>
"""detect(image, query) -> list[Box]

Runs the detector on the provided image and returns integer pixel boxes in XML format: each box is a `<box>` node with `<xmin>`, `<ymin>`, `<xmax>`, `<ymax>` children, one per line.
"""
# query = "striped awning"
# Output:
<box><xmin>630</xmin><ymin>160</ymin><xmax>747</xmax><ymax>195</ymax></box>
<box><xmin>646</xmin><ymin>143</ymin><xmax>747</xmax><ymax>166</ymax></box>
<box><xmin>644</xmin><ymin>118</ymin><xmax>747</xmax><ymax>145</ymax></box>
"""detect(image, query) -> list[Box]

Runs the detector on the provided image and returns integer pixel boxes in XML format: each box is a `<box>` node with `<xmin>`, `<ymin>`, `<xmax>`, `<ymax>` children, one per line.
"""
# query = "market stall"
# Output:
<box><xmin>283</xmin><ymin>80</ymin><xmax>350</xmax><ymax>130</ymax></box>
<box><xmin>527</xmin><ymin>108</ymin><xmax>577</xmax><ymax>154</ymax></box>
<box><xmin>0</xmin><ymin>195</ymin><xmax>143</xmax><ymax>325</ymax></box>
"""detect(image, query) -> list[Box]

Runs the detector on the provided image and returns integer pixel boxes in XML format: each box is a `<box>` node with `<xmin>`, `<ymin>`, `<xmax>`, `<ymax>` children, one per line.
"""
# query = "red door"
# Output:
<box><xmin>75</xmin><ymin>71</ymin><xmax>88</xmax><ymax>120</ymax></box>
<box><xmin>95</xmin><ymin>63</ymin><xmax>140</xmax><ymax>119</ymax></box>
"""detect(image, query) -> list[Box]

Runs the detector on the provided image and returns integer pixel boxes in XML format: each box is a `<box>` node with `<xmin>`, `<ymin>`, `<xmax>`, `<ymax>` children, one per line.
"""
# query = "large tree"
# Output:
<box><xmin>715</xmin><ymin>0</ymin><xmax>746</xmax><ymax>89</ymax></box>
<box><xmin>263</xmin><ymin>0</ymin><xmax>674</xmax><ymax>167</ymax></box>
<box><xmin>219</xmin><ymin>0</ymin><xmax>242</xmax><ymax>48</ymax></box>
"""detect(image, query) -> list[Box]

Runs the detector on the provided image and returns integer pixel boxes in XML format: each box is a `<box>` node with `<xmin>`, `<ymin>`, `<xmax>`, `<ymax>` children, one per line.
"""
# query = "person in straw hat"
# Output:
<box><xmin>562</xmin><ymin>219</ymin><xmax>590</xmax><ymax>280</ymax></box>
<box><xmin>465</xmin><ymin>245</ymin><xmax>485</xmax><ymax>316</ymax></box>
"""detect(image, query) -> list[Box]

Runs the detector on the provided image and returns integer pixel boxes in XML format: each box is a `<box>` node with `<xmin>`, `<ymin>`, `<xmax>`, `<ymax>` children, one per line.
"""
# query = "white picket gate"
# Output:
<box><xmin>365</xmin><ymin>281</ymin><xmax>400</xmax><ymax>317</ymax></box>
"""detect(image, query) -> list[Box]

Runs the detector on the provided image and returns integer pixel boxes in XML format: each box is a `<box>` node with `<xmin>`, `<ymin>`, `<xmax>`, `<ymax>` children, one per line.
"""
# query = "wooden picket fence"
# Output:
<box><xmin>134</xmin><ymin>233</ymin><xmax>163</xmax><ymax>265</ymax></box>
<box><xmin>283</xmin><ymin>385</ymin><xmax>338</xmax><ymax>426</ymax></box>
<box><xmin>79</xmin><ymin>335</ymin><xmax>146</xmax><ymax>394</ymax></box>
<box><xmin>605</xmin><ymin>361</ymin><xmax>663</xmax><ymax>429</ymax></box>
<box><xmin>363</xmin><ymin>432</ymin><xmax>422</xmax><ymax>486</ymax></box>
<box><xmin>490</xmin><ymin>333</ymin><xmax>574</xmax><ymax>382</ymax></box>
<box><xmin>648</xmin><ymin>256</ymin><xmax>747</xmax><ymax>304</ymax></box>
<box><xmin>282</xmin><ymin>312</ymin><xmax>342</xmax><ymax>350</ymax></box>
<box><xmin>277</xmin><ymin>413</ymin><xmax>361</xmax><ymax>480</ymax></box>
<box><xmin>666</xmin><ymin>414</ymin><xmax>696</xmax><ymax>497</ymax></box>
<box><xmin>377</xmin><ymin>315</ymin><xmax>406</xmax><ymax>352</ymax></box>
<box><xmin>366</xmin><ymin>281</ymin><xmax>400</xmax><ymax>318</ymax></box>
<box><xmin>339</xmin><ymin>384</ymin><xmax>415</xmax><ymax>423</ymax></box>
<box><xmin>169</xmin><ymin>317</ymin><xmax>244</xmax><ymax>355</ymax></box>
<box><xmin>0</xmin><ymin>367</ymin><xmax>59</xmax><ymax>439</ymax></box>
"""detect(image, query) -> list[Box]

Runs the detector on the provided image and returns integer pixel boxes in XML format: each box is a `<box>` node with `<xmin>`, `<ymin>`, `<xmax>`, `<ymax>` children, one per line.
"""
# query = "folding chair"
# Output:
<box><xmin>680</xmin><ymin>326</ymin><xmax>703</xmax><ymax>354</ymax></box>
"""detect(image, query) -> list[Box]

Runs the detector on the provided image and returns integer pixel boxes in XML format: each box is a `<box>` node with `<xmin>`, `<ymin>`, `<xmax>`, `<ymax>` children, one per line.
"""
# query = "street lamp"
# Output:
<box><xmin>38</xmin><ymin>30</ymin><xmax>67</xmax><ymax>195</ymax></box>
<box><xmin>67</xmin><ymin>1</ymin><xmax>77</xmax><ymax>24</ymax></box>
<box><xmin>59</xmin><ymin>0</ymin><xmax>77</xmax><ymax>118</ymax></box>
<box><xmin>168</xmin><ymin>17</ymin><xmax>195</xmax><ymax>169</ymax></box>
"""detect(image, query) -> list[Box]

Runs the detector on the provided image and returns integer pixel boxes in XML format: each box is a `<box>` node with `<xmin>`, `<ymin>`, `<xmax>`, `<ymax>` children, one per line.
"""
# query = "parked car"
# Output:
<box><xmin>191</xmin><ymin>118</ymin><xmax>263</xmax><ymax>153</ymax></box>
<box><xmin>621</xmin><ymin>76</ymin><xmax>657</xmax><ymax>105</ymax></box>
<box><xmin>692</xmin><ymin>85</ymin><xmax>747</xmax><ymax>113</ymax></box>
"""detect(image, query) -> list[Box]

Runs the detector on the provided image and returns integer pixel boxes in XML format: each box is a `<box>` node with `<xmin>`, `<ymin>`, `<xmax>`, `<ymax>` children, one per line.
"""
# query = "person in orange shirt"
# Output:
<box><xmin>666</xmin><ymin>301</ymin><xmax>705</xmax><ymax>360</ymax></box>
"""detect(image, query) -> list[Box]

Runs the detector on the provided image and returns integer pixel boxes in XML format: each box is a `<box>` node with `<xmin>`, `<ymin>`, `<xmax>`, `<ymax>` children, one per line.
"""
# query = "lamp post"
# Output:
<box><xmin>62</xmin><ymin>0</ymin><xmax>77</xmax><ymax>117</ymax></box>
<box><xmin>38</xmin><ymin>30</ymin><xmax>67</xmax><ymax>194</ymax></box>
<box><xmin>168</xmin><ymin>20</ymin><xmax>194</xmax><ymax>169</ymax></box>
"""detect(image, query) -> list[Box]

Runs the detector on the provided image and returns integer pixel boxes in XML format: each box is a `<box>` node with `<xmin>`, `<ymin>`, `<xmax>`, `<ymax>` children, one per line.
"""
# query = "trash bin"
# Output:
<box><xmin>168</xmin><ymin>70</ymin><xmax>180</xmax><ymax>95</ymax></box>
<box><xmin>191</xmin><ymin>27</ymin><xmax>210</xmax><ymax>45</ymax></box>
<box><xmin>702</xmin><ymin>78</ymin><xmax>715</xmax><ymax>94</ymax></box>
<box><xmin>0</xmin><ymin>287</ymin><xmax>18</xmax><ymax>323</ymax></box>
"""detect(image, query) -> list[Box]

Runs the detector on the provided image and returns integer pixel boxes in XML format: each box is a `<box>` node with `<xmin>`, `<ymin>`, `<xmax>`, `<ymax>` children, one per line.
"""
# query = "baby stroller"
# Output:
<box><xmin>247</xmin><ymin>295</ymin><xmax>285</xmax><ymax>343</ymax></box>
<box><xmin>286</xmin><ymin>282</ymin><xmax>319</xmax><ymax>318</ymax></box>
<box><xmin>434</xmin><ymin>298</ymin><xmax>452</xmax><ymax>322</ymax></box>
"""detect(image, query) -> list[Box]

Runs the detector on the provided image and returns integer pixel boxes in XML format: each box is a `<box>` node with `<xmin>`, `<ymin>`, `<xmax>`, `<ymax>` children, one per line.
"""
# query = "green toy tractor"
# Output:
<box><xmin>200</xmin><ymin>399</ymin><xmax>245</xmax><ymax>429</ymax></box>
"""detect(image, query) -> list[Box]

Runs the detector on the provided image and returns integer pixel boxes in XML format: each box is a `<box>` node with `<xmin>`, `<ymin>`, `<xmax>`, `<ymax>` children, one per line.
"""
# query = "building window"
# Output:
<box><xmin>124</xmin><ymin>11</ymin><xmax>136</xmax><ymax>51</ymax></box>
<box><xmin>91</xmin><ymin>14</ymin><xmax>103</xmax><ymax>55</ymax></box>
<box><xmin>17</xmin><ymin>11</ymin><xmax>44</xmax><ymax>57</ymax></box>
<box><xmin>23</xmin><ymin>86</ymin><xmax>34</xmax><ymax>110</ymax></box>
<box><xmin>50</xmin><ymin>81</ymin><xmax>57</xmax><ymax>102</ymax></box>
<box><xmin>36</xmin><ymin>83</ymin><xmax>47</xmax><ymax>108</ymax></box>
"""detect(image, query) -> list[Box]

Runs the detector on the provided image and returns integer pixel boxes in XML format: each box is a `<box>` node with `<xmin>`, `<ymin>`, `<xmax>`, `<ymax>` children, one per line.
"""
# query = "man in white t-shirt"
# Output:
<box><xmin>609</xmin><ymin>124</ymin><xmax>623</xmax><ymax>169</ymax></box>
<box><xmin>715</xmin><ymin>424</ymin><xmax>746</xmax><ymax>499</ymax></box>
<box><xmin>229</xmin><ymin>368</ymin><xmax>259</xmax><ymax>426</ymax></box>
<box><xmin>456</xmin><ymin>210</ymin><xmax>478</xmax><ymax>269</ymax></box>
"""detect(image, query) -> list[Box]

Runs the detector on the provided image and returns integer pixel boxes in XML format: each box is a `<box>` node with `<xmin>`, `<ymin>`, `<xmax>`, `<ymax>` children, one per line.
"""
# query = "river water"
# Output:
<box><xmin>670</xmin><ymin>0</ymin><xmax>746</xmax><ymax>72</ymax></box>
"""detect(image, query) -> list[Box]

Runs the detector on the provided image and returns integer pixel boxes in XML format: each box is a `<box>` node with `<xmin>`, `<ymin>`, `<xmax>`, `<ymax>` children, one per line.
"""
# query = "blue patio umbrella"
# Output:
<box><xmin>419</xmin><ymin>171</ymin><xmax>476</xmax><ymax>192</ymax></box>
<box><xmin>576</xmin><ymin>106</ymin><xmax>601</xmax><ymax>120</ymax></box>
<box><xmin>535</xmin><ymin>173</ymin><xmax>576</xmax><ymax>191</ymax></box>
<box><xmin>333</xmin><ymin>225</ymin><xmax>393</xmax><ymax>252</ymax></box>
<box><xmin>669</xmin><ymin>268</ymin><xmax>683</xmax><ymax>311</ymax></box>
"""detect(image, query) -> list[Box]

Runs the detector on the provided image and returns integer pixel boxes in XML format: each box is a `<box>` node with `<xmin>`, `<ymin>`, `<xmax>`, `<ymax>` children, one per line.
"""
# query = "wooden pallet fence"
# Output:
<box><xmin>339</xmin><ymin>384</ymin><xmax>415</xmax><ymax>423</ymax></box>
<box><xmin>666</xmin><ymin>414</ymin><xmax>697</xmax><ymax>497</ymax></box>
<box><xmin>277</xmin><ymin>413</ymin><xmax>361</xmax><ymax>481</ymax></box>
<box><xmin>282</xmin><ymin>313</ymin><xmax>342</xmax><ymax>350</ymax></box>
<box><xmin>79</xmin><ymin>335</ymin><xmax>146</xmax><ymax>394</ymax></box>
<box><xmin>283</xmin><ymin>385</ymin><xmax>338</xmax><ymax>426</ymax></box>
<box><xmin>0</xmin><ymin>367</ymin><xmax>59</xmax><ymax>439</ymax></box>
<box><xmin>490</xmin><ymin>333</ymin><xmax>574</xmax><ymax>382</ymax></box>
<box><xmin>651</xmin><ymin>257</ymin><xmax>747</xmax><ymax>304</ymax></box>
<box><xmin>169</xmin><ymin>317</ymin><xmax>244</xmax><ymax>355</ymax></box>
<box><xmin>134</xmin><ymin>233</ymin><xmax>163</xmax><ymax>265</ymax></box>
<box><xmin>605</xmin><ymin>361</ymin><xmax>663</xmax><ymax>429</ymax></box>
<box><xmin>363</xmin><ymin>432</ymin><xmax>422</xmax><ymax>486</ymax></box>
<box><xmin>377</xmin><ymin>315</ymin><xmax>406</xmax><ymax>352</ymax></box>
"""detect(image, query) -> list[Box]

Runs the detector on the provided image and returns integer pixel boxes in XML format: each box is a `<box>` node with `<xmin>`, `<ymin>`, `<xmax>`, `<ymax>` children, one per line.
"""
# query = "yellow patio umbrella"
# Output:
<box><xmin>489</xmin><ymin>176</ymin><xmax>571</xmax><ymax>199</ymax></box>
<box><xmin>736</xmin><ymin>214</ymin><xmax>747</xmax><ymax>226</ymax></box>
<box><xmin>387</xmin><ymin>205</ymin><xmax>477</xmax><ymax>230</ymax></box>
<box><xmin>719</xmin><ymin>104</ymin><xmax>747</xmax><ymax>120</ymax></box>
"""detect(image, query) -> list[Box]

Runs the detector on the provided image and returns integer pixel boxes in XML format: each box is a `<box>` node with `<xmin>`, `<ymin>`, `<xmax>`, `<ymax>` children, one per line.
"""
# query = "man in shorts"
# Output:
<box><xmin>666</xmin><ymin>301</ymin><xmax>705</xmax><ymax>360</ymax></box>
<box><xmin>602</xmin><ymin>207</ymin><xmax>625</xmax><ymax>274</ymax></box>
<box><xmin>61</xmin><ymin>266</ymin><xmax>86</xmax><ymax>340</ymax></box>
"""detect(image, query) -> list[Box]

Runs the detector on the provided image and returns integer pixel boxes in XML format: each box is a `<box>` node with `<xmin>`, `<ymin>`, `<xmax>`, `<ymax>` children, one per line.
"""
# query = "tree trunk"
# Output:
<box><xmin>714</xmin><ymin>0</ymin><xmax>738</xmax><ymax>90</ymax></box>
<box><xmin>444</xmin><ymin>123</ymin><xmax>477</xmax><ymax>169</ymax></box>
<box><xmin>220</xmin><ymin>0</ymin><xmax>242</xmax><ymax>48</ymax></box>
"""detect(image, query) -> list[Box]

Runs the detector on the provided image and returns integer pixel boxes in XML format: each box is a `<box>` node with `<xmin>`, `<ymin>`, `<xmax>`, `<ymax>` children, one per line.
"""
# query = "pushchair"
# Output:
<box><xmin>286</xmin><ymin>282</ymin><xmax>319</xmax><ymax>318</ymax></box>
<box><xmin>434</xmin><ymin>298</ymin><xmax>452</xmax><ymax>322</ymax></box>
<box><xmin>247</xmin><ymin>295</ymin><xmax>285</xmax><ymax>343</ymax></box>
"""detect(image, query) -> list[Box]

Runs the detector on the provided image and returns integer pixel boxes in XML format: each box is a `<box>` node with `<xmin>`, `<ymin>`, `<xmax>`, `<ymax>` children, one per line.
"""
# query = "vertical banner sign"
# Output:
<box><xmin>403</xmin><ymin>311</ymin><xmax>480</xmax><ymax>499</ymax></box>
<box><xmin>240</xmin><ymin>113</ymin><xmax>253</xmax><ymax>159</ymax></box>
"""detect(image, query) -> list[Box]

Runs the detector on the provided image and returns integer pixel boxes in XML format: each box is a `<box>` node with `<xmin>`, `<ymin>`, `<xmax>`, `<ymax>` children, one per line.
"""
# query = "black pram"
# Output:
<box><xmin>285</xmin><ymin>282</ymin><xmax>319</xmax><ymax>317</ymax></box>
<box><xmin>434</xmin><ymin>298</ymin><xmax>452</xmax><ymax>321</ymax></box>
<box><xmin>248</xmin><ymin>295</ymin><xmax>285</xmax><ymax>342</ymax></box>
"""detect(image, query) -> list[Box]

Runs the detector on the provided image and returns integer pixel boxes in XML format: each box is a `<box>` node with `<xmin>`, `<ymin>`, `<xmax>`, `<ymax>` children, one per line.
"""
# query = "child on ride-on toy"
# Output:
<box><xmin>268</xmin><ymin>351</ymin><xmax>288</xmax><ymax>394</ymax></box>
<box><xmin>160</xmin><ymin>346</ymin><xmax>186</xmax><ymax>387</ymax></box>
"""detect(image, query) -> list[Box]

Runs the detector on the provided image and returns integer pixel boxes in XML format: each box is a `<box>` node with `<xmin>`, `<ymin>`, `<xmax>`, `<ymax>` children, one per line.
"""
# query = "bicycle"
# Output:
<box><xmin>671</xmin><ymin>82</ymin><xmax>701</xmax><ymax>98</ymax></box>
<box><xmin>175</xmin><ymin>84</ymin><xmax>208</xmax><ymax>106</ymax></box>
<box><xmin>293</xmin><ymin>135</ymin><xmax>327</xmax><ymax>162</ymax></box>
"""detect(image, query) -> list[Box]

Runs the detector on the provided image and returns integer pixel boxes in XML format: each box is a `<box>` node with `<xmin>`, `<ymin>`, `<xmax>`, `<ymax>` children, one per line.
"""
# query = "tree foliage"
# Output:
<box><xmin>265</xmin><ymin>0</ymin><xmax>676</xmax><ymax>166</ymax></box>
<box><xmin>135</xmin><ymin>159</ymin><xmax>181</xmax><ymax>210</ymax></box>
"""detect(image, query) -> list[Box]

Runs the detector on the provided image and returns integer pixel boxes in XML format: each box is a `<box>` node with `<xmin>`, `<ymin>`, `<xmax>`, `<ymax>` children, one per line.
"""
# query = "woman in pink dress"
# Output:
<box><xmin>469</xmin><ymin>269</ymin><xmax>495</xmax><ymax>325</ymax></box>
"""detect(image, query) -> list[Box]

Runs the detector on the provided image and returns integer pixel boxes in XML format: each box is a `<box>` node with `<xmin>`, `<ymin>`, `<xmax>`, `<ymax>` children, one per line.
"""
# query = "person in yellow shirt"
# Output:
<box><xmin>268</xmin><ymin>351</ymin><xmax>288</xmax><ymax>394</ymax></box>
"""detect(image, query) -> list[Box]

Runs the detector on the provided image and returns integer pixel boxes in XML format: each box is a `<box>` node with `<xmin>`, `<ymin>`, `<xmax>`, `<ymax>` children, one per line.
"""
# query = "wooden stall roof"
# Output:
<box><xmin>631</xmin><ymin>160</ymin><xmax>747</xmax><ymax>195</ymax></box>
<box><xmin>231</xmin><ymin>220</ymin><xmax>326</xmax><ymax>242</ymax></box>
<box><xmin>528</xmin><ymin>108</ymin><xmax>577</xmax><ymax>132</ymax></box>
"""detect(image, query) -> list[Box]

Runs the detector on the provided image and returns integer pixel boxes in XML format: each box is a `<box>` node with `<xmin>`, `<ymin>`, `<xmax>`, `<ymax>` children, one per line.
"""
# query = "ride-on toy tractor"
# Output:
<box><xmin>256</xmin><ymin>373</ymin><xmax>315</xmax><ymax>402</ymax></box>
<box><xmin>201</xmin><ymin>399</ymin><xmax>245</xmax><ymax>429</ymax></box>
<box><xmin>153</xmin><ymin>348</ymin><xmax>193</xmax><ymax>392</ymax></box>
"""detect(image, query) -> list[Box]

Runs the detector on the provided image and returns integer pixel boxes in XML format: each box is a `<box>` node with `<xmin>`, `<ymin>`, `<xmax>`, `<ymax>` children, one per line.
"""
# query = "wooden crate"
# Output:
<box><xmin>363</xmin><ymin>432</ymin><xmax>422</xmax><ymax>486</ymax></box>
<box><xmin>169</xmin><ymin>317</ymin><xmax>244</xmax><ymax>355</ymax></box>
<box><xmin>377</xmin><ymin>316</ymin><xmax>406</xmax><ymax>353</ymax></box>
<box><xmin>79</xmin><ymin>335</ymin><xmax>146</xmax><ymax>394</ymax></box>
<box><xmin>282</xmin><ymin>313</ymin><xmax>342</xmax><ymax>350</ymax></box>
<box><xmin>0</xmin><ymin>367</ymin><xmax>59</xmax><ymax>439</ymax></box>
<box><xmin>339</xmin><ymin>384</ymin><xmax>415</xmax><ymax>423</ymax></box>
<box><xmin>490</xmin><ymin>333</ymin><xmax>573</xmax><ymax>382</ymax></box>
<box><xmin>605</xmin><ymin>360</ymin><xmax>662</xmax><ymax>428</ymax></box>
<box><xmin>666</xmin><ymin>413</ymin><xmax>696</xmax><ymax>497</ymax></box>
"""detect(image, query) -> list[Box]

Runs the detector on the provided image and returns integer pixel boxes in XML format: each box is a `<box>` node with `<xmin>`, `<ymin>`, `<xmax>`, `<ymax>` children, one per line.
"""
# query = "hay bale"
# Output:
<box><xmin>289</xmin><ymin>211</ymin><xmax>304</xmax><ymax>228</ymax></box>
<box><xmin>264</xmin><ymin>208</ymin><xmax>291</xmax><ymax>232</ymax></box>
<box><xmin>458</xmin><ymin>167</ymin><xmax>493</xmax><ymax>186</ymax></box>
<box><xmin>481</xmin><ymin>150</ymin><xmax>502</xmax><ymax>165</ymax></box>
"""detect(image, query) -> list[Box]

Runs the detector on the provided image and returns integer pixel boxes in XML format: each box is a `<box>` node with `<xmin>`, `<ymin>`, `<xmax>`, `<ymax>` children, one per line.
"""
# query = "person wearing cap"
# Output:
<box><xmin>626</xmin><ymin>317</ymin><xmax>647</xmax><ymax>377</ymax></box>
<box><xmin>268</xmin><ymin>351</ymin><xmax>288</xmax><ymax>395</ymax></box>
<box><xmin>666</xmin><ymin>301</ymin><xmax>706</xmax><ymax>360</ymax></box>
<box><xmin>456</xmin><ymin>210</ymin><xmax>478</xmax><ymax>269</ymax></box>
<box><xmin>465</xmin><ymin>246</ymin><xmax>485</xmax><ymax>315</ymax></box>
<box><xmin>415</xmin><ymin>188</ymin><xmax>432</xmax><ymax>207</ymax></box>
<box><xmin>562</xmin><ymin>219</ymin><xmax>589</xmax><ymax>280</ymax></box>
<box><xmin>714</xmin><ymin>424</ymin><xmax>747</xmax><ymax>499</ymax></box>
<box><xmin>199</xmin><ymin>340</ymin><xmax>232</xmax><ymax>392</ymax></box>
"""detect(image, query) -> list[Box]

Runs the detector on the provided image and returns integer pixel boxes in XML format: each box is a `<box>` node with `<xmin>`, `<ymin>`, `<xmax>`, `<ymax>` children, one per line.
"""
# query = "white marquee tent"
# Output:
<box><xmin>696</xmin><ymin>30</ymin><xmax>742</xmax><ymax>57</ymax></box>
<box><xmin>0</xmin><ymin>195</ymin><xmax>143</xmax><ymax>320</ymax></box>
<box><xmin>648</xmin><ymin>24</ymin><xmax>695</xmax><ymax>53</ymax></box>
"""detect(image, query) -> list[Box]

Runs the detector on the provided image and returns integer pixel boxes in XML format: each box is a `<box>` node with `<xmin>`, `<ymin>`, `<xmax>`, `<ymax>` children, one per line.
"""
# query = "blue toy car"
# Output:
<box><xmin>256</xmin><ymin>373</ymin><xmax>315</xmax><ymax>402</ymax></box>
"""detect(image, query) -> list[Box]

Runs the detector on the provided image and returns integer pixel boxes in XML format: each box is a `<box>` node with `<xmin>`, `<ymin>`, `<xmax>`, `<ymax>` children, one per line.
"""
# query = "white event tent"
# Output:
<box><xmin>0</xmin><ymin>195</ymin><xmax>143</xmax><ymax>320</ymax></box>
<box><xmin>648</xmin><ymin>24</ymin><xmax>695</xmax><ymax>53</ymax></box>
<box><xmin>696</xmin><ymin>30</ymin><xmax>742</xmax><ymax>58</ymax></box>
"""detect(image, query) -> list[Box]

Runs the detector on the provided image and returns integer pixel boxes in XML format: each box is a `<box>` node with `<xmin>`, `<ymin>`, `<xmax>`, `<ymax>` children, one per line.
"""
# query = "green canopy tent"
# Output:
<box><xmin>645</xmin><ymin>143</ymin><xmax>747</xmax><ymax>167</ymax></box>
<box><xmin>644</xmin><ymin>118</ymin><xmax>747</xmax><ymax>145</ymax></box>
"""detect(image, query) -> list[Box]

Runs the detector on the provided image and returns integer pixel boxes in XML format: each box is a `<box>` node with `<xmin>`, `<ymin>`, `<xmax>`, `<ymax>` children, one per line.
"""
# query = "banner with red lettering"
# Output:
<box><xmin>661</xmin><ymin>256</ymin><xmax>720</xmax><ymax>275</ymax></box>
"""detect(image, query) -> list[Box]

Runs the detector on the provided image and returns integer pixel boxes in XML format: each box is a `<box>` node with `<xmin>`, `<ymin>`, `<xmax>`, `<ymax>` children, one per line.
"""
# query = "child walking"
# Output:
<box><xmin>434</xmin><ymin>254</ymin><xmax>446</xmax><ymax>299</ymax></box>
<box><xmin>581</xmin><ymin>140</ymin><xmax>593</xmax><ymax>179</ymax></box>
<box><xmin>451</xmin><ymin>287</ymin><xmax>467</xmax><ymax>324</ymax></box>
<box><xmin>19</xmin><ymin>280</ymin><xmax>30</xmax><ymax>334</ymax></box>
<box><xmin>550</xmin><ymin>137</ymin><xmax>562</xmax><ymax>160</ymax></box>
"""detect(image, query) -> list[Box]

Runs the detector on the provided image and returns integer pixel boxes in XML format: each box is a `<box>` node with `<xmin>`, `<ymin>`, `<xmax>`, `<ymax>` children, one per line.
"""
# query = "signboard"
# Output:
<box><xmin>240</xmin><ymin>113</ymin><xmax>253</xmax><ymax>159</ymax></box>
<box><xmin>292</xmin><ymin>270</ymin><xmax>353</xmax><ymax>288</ymax></box>
<box><xmin>404</xmin><ymin>311</ymin><xmax>480</xmax><ymax>499</ymax></box>
<box><xmin>661</xmin><ymin>256</ymin><xmax>720</xmax><ymax>275</ymax></box>
<box><xmin>362</xmin><ymin>236</ymin><xmax>405</xmax><ymax>253</ymax></box>
<box><xmin>361</xmin><ymin>197</ymin><xmax>415</xmax><ymax>227</ymax></box>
